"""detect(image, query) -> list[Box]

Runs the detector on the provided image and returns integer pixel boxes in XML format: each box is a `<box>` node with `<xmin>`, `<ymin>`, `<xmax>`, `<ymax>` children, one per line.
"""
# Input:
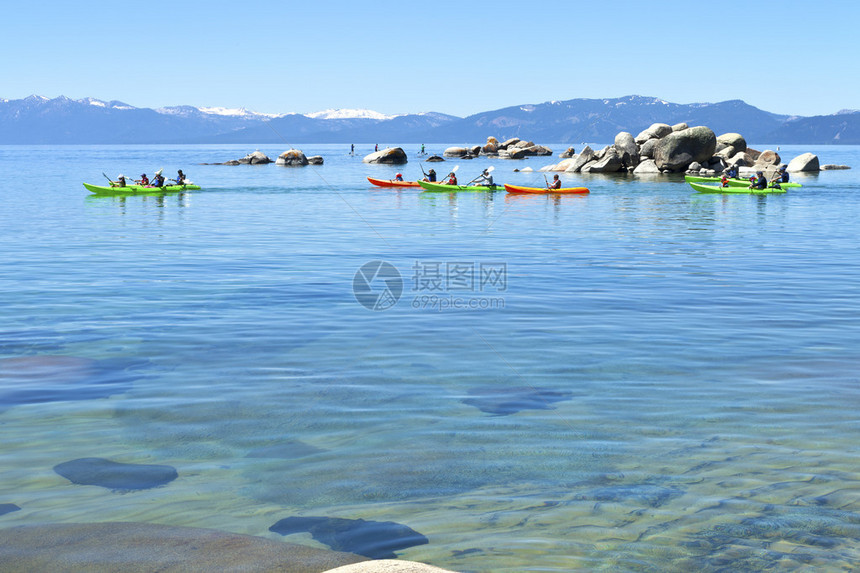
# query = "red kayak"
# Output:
<box><xmin>367</xmin><ymin>176</ymin><xmax>421</xmax><ymax>188</ymax></box>
<box><xmin>504</xmin><ymin>183</ymin><xmax>590</xmax><ymax>194</ymax></box>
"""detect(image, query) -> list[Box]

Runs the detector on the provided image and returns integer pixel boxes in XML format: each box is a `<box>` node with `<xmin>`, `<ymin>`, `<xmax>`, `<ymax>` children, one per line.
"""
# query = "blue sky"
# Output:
<box><xmin>3</xmin><ymin>0</ymin><xmax>856</xmax><ymax>118</ymax></box>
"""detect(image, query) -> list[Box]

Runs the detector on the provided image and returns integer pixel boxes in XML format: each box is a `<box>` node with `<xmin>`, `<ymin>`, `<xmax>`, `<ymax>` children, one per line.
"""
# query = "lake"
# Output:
<box><xmin>1</xmin><ymin>143</ymin><xmax>859</xmax><ymax>571</ymax></box>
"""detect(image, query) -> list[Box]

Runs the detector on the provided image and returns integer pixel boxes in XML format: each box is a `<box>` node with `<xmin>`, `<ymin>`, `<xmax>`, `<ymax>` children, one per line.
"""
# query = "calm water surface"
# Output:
<box><xmin>1</xmin><ymin>144</ymin><xmax>859</xmax><ymax>571</ymax></box>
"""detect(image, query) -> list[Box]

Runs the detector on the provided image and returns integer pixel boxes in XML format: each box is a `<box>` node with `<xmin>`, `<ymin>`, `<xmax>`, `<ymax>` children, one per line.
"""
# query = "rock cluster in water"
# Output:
<box><xmin>542</xmin><ymin>123</ymin><xmax>838</xmax><ymax>175</ymax></box>
<box><xmin>444</xmin><ymin>137</ymin><xmax>552</xmax><ymax>160</ymax></box>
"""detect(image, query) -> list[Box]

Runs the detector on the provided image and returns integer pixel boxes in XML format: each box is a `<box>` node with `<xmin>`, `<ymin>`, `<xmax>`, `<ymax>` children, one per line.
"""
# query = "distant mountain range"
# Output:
<box><xmin>1</xmin><ymin>94</ymin><xmax>858</xmax><ymax>145</ymax></box>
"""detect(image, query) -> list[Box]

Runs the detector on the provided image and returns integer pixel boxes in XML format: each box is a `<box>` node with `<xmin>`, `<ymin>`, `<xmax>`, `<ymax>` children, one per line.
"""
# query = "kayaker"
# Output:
<box><xmin>394</xmin><ymin>173</ymin><xmax>404</xmax><ymax>181</ymax></box>
<box><xmin>720</xmin><ymin>174</ymin><xmax>729</xmax><ymax>188</ymax></box>
<box><xmin>152</xmin><ymin>169</ymin><xmax>166</xmax><ymax>187</ymax></box>
<box><xmin>777</xmin><ymin>165</ymin><xmax>789</xmax><ymax>183</ymax></box>
<box><xmin>472</xmin><ymin>169</ymin><xmax>494</xmax><ymax>187</ymax></box>
<box><xmin>725</xmin><ymin>164</ymin><xmax>739</xmax><ymax>178</ymax></box>
<box><xmin>548</xmin><ymin>174</ymin><xmax>562</xmax><ymax>189</ymax></box>
<box><xmin>442</xmin><ymin>171</ymin><xmax>458</xmax><ymax>185</ymax></box>
<box><xmin>175</xmin><ymin>170</ymin><xmax>186</xmax><ymax>184</ymax></box>
<box><xmin>751</xmin><ymin>171</ymin><xmax>767</xmax><ymax>190</ymax></box>
<box><xmin>423</xmin><ymin>169</ymin><xmax>437</xmax><ymax>182</ymax></box>
<box><xmin>115</xmin><ymin>174</ymin><xmax>127</xmax><ymax>188</ymax></box>
<box><xmin>138</xmin><ymin>173</ymin><xmax>149</xmax><ymax>186</ymax></box>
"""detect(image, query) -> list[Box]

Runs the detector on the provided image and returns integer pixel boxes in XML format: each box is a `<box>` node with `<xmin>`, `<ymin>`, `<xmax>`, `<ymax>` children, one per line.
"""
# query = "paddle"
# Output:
<box><xmin>468</xmin><ymin>165</ymin><xmax>495</xmax><ymax>185</ymax></box>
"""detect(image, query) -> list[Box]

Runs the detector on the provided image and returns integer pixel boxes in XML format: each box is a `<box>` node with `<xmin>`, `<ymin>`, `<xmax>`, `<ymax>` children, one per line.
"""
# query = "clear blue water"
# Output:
<box><xmin>1</xmin><ymin>143</ymin><xmax>859</xmax><ymax>571</ymax></box>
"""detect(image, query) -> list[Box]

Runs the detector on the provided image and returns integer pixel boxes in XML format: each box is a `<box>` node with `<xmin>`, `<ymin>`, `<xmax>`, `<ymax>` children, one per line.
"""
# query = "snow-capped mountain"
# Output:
<box><xmin>305</xmin><ymin>108</ymin><xmax>399</xmax><ymax>121</ymax></box>
<box><xmin>1</xmin><ymin>94</ymin><xmax>858</xmax><ymax>144</ymax></box>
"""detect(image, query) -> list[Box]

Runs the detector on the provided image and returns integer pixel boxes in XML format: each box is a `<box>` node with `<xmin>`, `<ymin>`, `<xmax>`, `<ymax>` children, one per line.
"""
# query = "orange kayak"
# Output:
<box><xmin>367</xmin><ymin>176</ymin><xmax>421</xmax><ymax>188</ymax></box>
<box><xmin>504</xmin><ymin>184</ymin><xmax>589</xmax><ymax>194</ymax></box>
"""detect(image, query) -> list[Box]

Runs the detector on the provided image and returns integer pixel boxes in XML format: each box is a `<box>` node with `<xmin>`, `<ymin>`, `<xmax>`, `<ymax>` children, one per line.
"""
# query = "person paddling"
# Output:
<box><xmin>777</xmin><ymin>165</ymin><xmax>789</xmax><ymax>183</ymax></box>
<box><xmin>151</xmin><ymin>169</ymin><xmax>166</xmax><ymax>187</ymax></box>
<box><xmin>751</xmin><ymin>171</ymin><xmax>767</xmax><ymax>190</ymax></box>
<box><xmin>423</xmin><ymin>169</ymin><xmax>436</xmax><ymax>182</ymax></box>
<box><xmin>175</xmin><ymin>169</ymin><xmax>186</xmax><ymax>184</ymax></box>
<box><xmin>472</xmin><ymin>169</ymin><xmax>494</xmax><ymax>187</ymax></box>
<box><xmin>114</xmin><ymin>174</ymin><xmax>127</xmax><ymax>188</ymax></box>
<box><xmin>394</xmin><ymin>173</ymin><xmax>404</xmax><ymax>181</ymax></box>
<box><xmin>137</xmin><ymin>173</ymin><xmax>149</xmax><ymax>186</ymax></box>
<box><xmin>548</xmin><ymin>174</ymin><xmax>561</xmax><ymax>189</ymax></box>
<box><xmin>442</xmin><ymin>171</ymin><xmax>458</xmax><ymax>185</ymax></box>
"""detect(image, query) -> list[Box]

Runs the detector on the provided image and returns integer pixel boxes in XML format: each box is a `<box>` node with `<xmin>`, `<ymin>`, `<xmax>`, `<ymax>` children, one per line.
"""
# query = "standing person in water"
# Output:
<box><xmin>350</xmin><ymin>144</ymin><xmax>354</xmax><ymax>155</ymax></box>
<box><xmin>375</xmin><ymin>144</ymin><xmax>378</xmax><ymax>152</ymax></box>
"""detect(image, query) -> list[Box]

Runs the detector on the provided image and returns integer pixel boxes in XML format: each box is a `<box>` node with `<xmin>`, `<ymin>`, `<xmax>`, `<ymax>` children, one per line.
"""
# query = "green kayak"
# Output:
<box><xmin>689</xmin><ymin>181</ymin><xmax>786</xmax><ymax>194</ymax></box>
<box><xmin>418</xmin><ymin>180</ymin><xmax>504</xmax><ymax>193</ymax></box>
<box><xmin>684</xmin><ymin>175</ymin><xmax>801</xmax><ymax>189</ymax></box>
<box><xmin>83</xmin><ymin>182</ymin><xmax>201</xmax><ymax>195</ymax></box>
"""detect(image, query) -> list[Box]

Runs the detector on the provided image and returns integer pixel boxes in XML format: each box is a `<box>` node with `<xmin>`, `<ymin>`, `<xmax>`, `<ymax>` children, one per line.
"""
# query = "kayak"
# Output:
<box><xmin>684</xmin><ymin>175</ymin><xmax>801</xmax><ymax>189</ymax></box>
<box><xmin>83</xmin><ymin>182</ymin><xmax>200</xmax><ymax>195</ymax></box>
<box><xmin>367</xmin><ymin>176</ymin><xmax>421</xmax><ymax>188</ymax></box>
<box><xmin>418</xmin><ymin>180</ymin><xmax>504</xmax><ymax>193</ymax></box>
<box><xmin>504</xmin><ymin>184</ymin><xmax>589</xmax><ymax>194</ymax></box>
<box><xmin>688</xmin><ymin>181</ymin><xmax>787</xmax><ymax>194</ymax></box>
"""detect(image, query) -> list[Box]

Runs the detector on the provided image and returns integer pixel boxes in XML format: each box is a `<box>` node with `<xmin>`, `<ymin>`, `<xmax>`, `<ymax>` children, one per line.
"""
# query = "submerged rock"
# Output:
<box><xmin>463</xmin><ymin>386</ymin><xmax>572</xmax><ymax>415</ymax></box>
<box><xmin>269</xmin><ymin>516</ymin><xmax>428</xmax><ymax>559</ymax></box>
<box><xmin>425</xmin><ymin>155</ymin><xmax>445</xmax><ymax>162</ymax></box>
<box><xmin>0</xmin><ymin>504</ymin><xmax>21</xmax><ymax>516</ymax></box>
<box><xmin>0</xmin><ymin>355</ymin><xmax>144</xmax><ymax>410</ymax></box>
<box><xmin>0</xmin><ymin>522</ymin><xmax>365</xmax><ymax>572</ymax></box>
<box><xmin>54</xmin><ymin>457</ymin><xmax>178</xmax><ymax>491</ymax></box>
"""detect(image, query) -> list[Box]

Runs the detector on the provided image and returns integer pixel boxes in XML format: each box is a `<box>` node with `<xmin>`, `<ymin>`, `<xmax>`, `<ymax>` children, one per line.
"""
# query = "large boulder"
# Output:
<box><xmin>633</xmin><ymin>159</ymin><xmax>661</xmax><ymax>174</ymax></box>
<box><xmin>552</xmin><ymin>158</ymin><xmax>577</xmax><ymax>172</ymax></box>
<box><xmin>363</xmin><ymin>147</ymin><xmax>408</xmax><ymax>164</ymax></box>
<box><xmin>226</xmin><ymin>150</ymin><xmax>271</xmax><ymax>165</ymax></box>
<box><xmin>755</xmin><ymin>149</ymin><xmax>781</xmax><ymax>167</ymax></box>
<box><xmin>565</xmin><ymin>145</ymin><xmax>595</xmax><ymax>172</ymax></box>
<box><xmin>528</xmin><ymin>144</ymin><xmax>553</xmax><ymax>156</ymax></box>
<box><xmin>481</xmin><ymin>137</ymin><xmax>499</xmax><ymax>155</ymax></box>
<box><xmin>635</xmin><ymin>123</ymin><xmax>672</xmax><ymax>144</ymax></box>
<box><xmin>276</xmin><ymin>149</ymin><xmax>309</xmax><ymax>166</ymax></box>
<box><xmin>787</xmin><ymin>152</ymin><xmax>820</xmax><ymax>172</ymax></box>
<box><xmin>727</xmin><ymin>151</ymin><xmax>754</xmax><ymax>167</ymax></box>
<box><xmin>500</xmin><ymin>137</ymin><xmax>521</xmax><ymax>149</ymax></box>
<box><xmin>653</xmin><ymin>126</ymin><xmax>717</xmax><ymax>172</ymax></box>
<box><xmin>425</xmin><ymin>155</ymin><xmax>445</xmax><ymax>162</ymax></box>
<box><xmin>614</xmin><ymin>132</ymin><xmax>638</xmax><ymax>165</ymax></box>
<box><xmin>583</xmin><ymin>150</ymin><xmax>623</xmax><ymax>173</ymax></box>
<box><xmin>716</xmin><ymin>133</ymin><xmax>747</xmax><ymax>153</ymax></box>
<box><xmin>307</xmin><ymin>156</ymin><xmax>324</xmax><ymax>165</ymax></box>
<box><xmin>0</xmin><ymin>522</ymin><xmax>366</xmax><ymax>571</ymax></box>
<box><xmin>442</xmin><ymin>146</ymin><xmax>470</xmax><ymax>158</ymax></box>
<box><xmin>639</xmin><ymin>138</ymin><xmax>659</xmax><ymax>159</ymax></box>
